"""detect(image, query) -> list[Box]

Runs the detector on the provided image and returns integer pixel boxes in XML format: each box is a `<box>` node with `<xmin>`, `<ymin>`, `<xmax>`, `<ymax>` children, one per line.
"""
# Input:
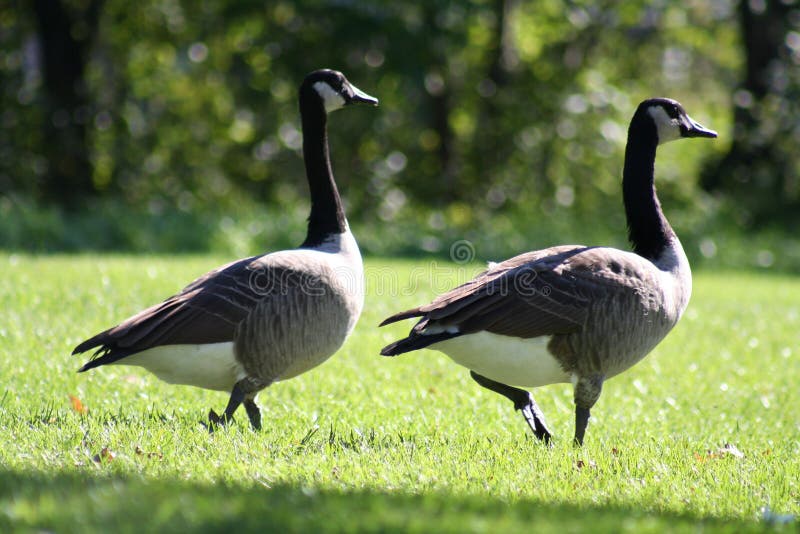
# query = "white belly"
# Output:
<box><xmin>431</xmin><ymin>332</ymin><xmax>570</xmax><ymax>388</ymax></box>
<box><xmin>118</xmin><ymin>342</ymin><xmax>246</xmax><ymax>392</ymax></box>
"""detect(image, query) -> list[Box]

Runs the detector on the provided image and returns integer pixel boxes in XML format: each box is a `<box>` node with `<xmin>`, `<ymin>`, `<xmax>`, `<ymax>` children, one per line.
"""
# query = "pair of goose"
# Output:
<box><xmin>74</xmin><ymin>69</ymin><xmax>717</xmax><ymax>445</ymax></box>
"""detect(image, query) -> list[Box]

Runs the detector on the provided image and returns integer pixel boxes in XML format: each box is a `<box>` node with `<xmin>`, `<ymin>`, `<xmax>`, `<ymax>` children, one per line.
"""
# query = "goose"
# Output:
<box><xmin>73</xmin><ymin>69</ymin><xmax>378</xmax><ymax>429</ymax></box>
<box><xmin>380</xmin><ymin>98</ymin><xmax>716</xmax><ymax>445</ymax></box>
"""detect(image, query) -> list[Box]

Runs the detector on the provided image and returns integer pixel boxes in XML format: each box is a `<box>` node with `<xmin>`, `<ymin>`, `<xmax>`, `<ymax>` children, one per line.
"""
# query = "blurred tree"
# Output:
<box><xmin>422</xmin><ymin>3</ymin><xmax>458</xmax><ymax>202</ymax></box>
<box><xmin>4</xmin><ymin>0</ymin><xmax>794</xmax><ymax>256</ymax></box>
<box><xmin>32</xmin><ymin>0</ymin><xmax>103</xmax><ymax>206</ymax></box>
<box><xmin>466</xmin><ymin>0</ymin><xmax>518</xmax><ymax>200</ymax></box>
<box><xmin>702</xmin><ymin>0</ymin><xmax>800</xmax><ymax>226</ymax></box>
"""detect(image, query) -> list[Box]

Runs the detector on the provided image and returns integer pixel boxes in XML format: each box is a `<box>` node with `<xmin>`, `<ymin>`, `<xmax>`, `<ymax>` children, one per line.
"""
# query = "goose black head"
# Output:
<box><xmin>301</xmin><ymin>69</ymin><xmax>379</xmax><ymax>113</ymax></box>
<box><xmin>638</xmin><ymin>98</ymin><xmax>717</xmax><ymax>145</ymax></box>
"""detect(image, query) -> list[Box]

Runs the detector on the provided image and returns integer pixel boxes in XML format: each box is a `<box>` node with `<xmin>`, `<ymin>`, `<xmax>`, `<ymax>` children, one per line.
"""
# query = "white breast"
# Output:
<box><xmin>254</xmin><ymin>227</ymin><xmax>364</xmax><ymax>329</ymax></box>
<box><xmin>118</xmin><ymin>342</ymin><xmax>246</xmax><ymax>392</ymax></box>
<box><xmin>431</xmin><ymin>332</ymin><xmax>570</xmax><ymax>388</ymax></box>
<box><xmin>652</xmin><ymin>236</ymin><xmax>693</xmax><ymax>319</ymax></box>
<box><xmin>238</xmin><ymin>227</ymin><xmax>364</xmax><ymax>382</ymax></box>
<box><xmin>306</xmin><ymin>227</ymin><xmax>365</xmax><ymax>334</ymax></box>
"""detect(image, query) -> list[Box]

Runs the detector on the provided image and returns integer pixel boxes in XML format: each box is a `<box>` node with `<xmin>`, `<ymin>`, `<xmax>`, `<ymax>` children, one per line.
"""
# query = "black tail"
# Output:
<box><xmin>379</xmin><ymin>308</ymin><xmax>424</xmax><ymax>327</ymax></box>
<box><xmin>72</xmin><ymin>333</ymin><xmax>106</xmax><ymax>356</ymax></box>
<box><xmin>73</xmin><ymin>331</ymin><xmax>136</xmax><ymax>372</ymax></box>
<box><xmin>78</xmin><ymin>352</ymin><xmax>108</xmax><ymax>372</ymax></box>
<box><xmin>380</xmin><ymin>332</ymin><xmax>460</xmax><ymax>356</ymax></box>
<box><xmin>76</xmin><ymin>346</ymin><xmax>137</xmax><ymax>372</ymax></box>
<box><xmin>78</xmin><ymin>346</ymin><xmax>137</xmax><ymax>373</ymax></box>
<box><xmin>73</xmin><ymin>331</ymin><xmax>109</xmax><ymax>372</ymax></box>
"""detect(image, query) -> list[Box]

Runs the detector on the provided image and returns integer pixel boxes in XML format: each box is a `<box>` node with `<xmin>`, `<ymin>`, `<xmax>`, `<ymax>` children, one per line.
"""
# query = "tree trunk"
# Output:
<box><xmin>422</xmin><ymin>5</ymin><xmax>458</xmax><ymax>203</ymax></box>
<box><xmin>31</xmin><ymin>0</ymin><xmax>103</xmax><ymax>207</ymax></box>
<box><xmin>701</xmin><ymin>0</ymin><xmax>800</xmax><ymax>226</ymax></box>
<box><xmin>468</xmin><ymin>0</ymin><xmax>518</xmax><ymax>200</ymax></box>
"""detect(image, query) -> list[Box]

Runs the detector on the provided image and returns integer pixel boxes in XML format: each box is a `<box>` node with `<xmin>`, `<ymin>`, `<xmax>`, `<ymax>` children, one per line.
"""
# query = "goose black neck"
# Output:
<box><xmin>299</xmin><ymin>93</ymin><xmax>347</xmax><ymax>248</ymax></box>
<box><xmin>623</xmin><ymin>117</ymin><xmax>674</xmax><ymax>260</ymax></box>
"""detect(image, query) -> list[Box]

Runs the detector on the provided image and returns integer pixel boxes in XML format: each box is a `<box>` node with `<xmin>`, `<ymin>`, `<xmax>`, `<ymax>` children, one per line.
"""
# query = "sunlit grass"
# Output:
<box><xmin>0</xmin><ymin>253</ymin><xmax>798</xmax><ymax>532</ymax></box>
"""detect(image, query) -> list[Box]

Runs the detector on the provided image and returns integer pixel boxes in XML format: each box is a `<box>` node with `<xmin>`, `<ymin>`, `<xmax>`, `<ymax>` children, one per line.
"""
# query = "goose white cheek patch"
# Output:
<box><xmin>313</xmin><ymin>81</ymin><xmax>346</xmax><ymax>112</ymax></box>
<box><xmin>648</xmin><ymin>106</ymin><xmax>681</xmax><ymax>144</ymax></box>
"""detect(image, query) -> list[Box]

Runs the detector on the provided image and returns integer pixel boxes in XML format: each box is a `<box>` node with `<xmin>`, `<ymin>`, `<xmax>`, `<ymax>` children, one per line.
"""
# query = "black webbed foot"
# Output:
<box><xmin>517</xmin><ymin>393</ymin><xmax>552</xmax><ymax>444</ymax></box>
<box><xmin>200</xmin><ymin>378</ymin><xmax>265</xmax><ymax>433</ymax></box>
<box><xmin>202</xmin><ymin>409</ymin><xmax>234</xmax><ymax>432</ymax></box>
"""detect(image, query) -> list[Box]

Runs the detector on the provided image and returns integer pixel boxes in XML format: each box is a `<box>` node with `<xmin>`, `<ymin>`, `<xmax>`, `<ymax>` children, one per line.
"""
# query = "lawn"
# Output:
<box><xmin>0</xmin><ymin>253</ymin><xmax>797</xmax><ymax>532</ymax></box>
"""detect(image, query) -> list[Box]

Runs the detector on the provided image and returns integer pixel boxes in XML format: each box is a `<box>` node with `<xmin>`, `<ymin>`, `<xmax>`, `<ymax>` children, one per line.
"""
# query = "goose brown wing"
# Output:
<box><xmin>418</xmin><ymin>248</ymin><xmax>593</xmax><ymax>338</ymax></box>
<box><xmin>413</xmin><ymin>246</ymin><xmax>655</xmax><ymax>339</ymax></box>
<box><xmin>74</xmin><ymin>256</ymin><xmax>301</xmax><ymax>368</ymax></box>
<box><xmin>380</xmin><ymin>245</ymin><xmax>583</xmax><ymax>327</ymax></box>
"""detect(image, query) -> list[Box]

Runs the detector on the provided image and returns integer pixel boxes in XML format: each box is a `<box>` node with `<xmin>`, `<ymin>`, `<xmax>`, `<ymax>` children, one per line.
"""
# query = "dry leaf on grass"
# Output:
<box><xmin>134</xmin><ymin>445</ymin><xmax>163</xmax><ymax>460</ymax></box>
<box><xmin>694</xmin><ymin>442</ymin><xmax>745</xmax><ymax>462</ymax></box>
<box><xmin>92</xmin><ymin>447</ymin><xmax>116</xmax><ymax>464</ymax></box>
<box><xmin>69</xmin><ymin>395</ymin><xmax>88</xmax><ymax>414</ymax></box>
<box><xmin>574</xmin><ymin>459</ymin><xmax>597</xmax><ymax>470</ymax></box>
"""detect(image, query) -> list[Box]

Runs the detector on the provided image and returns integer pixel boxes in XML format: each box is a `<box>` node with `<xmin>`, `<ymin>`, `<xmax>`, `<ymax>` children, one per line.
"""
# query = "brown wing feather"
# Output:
<box><xmin>381</xmin><ymin>245</ymin><xmax>656</xmax><ymax>347</ymax></box>
<box><xmin>406</xmin><ymin>246</ymin><xmax>591</xmax><ymax>337</ymax></box>
<box><xmin>379</xmin><ymin>246</ymin><xmax>584</xmax><ymax>328</ymax></box>
<box><xmin>74</xmin><ymin>256</ymin><xmax>307</xmax><ymax>369</ymax></box>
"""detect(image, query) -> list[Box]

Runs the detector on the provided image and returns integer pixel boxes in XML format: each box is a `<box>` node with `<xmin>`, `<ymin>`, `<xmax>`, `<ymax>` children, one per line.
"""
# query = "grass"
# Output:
<box><xmin>0</xmin><ymin>253</ymin><xmax>798</xmax><ymax>532</ymax></box>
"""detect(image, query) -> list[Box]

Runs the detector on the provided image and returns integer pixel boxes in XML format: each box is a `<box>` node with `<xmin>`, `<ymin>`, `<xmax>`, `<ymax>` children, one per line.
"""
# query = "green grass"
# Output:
<box><xmin>0</xmin><ymin>253</ymin><xmax>798</xmax><ymax>532</ymax></box>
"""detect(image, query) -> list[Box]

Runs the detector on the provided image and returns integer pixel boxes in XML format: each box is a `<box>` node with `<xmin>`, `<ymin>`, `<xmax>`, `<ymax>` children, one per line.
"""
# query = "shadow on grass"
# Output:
<box><xmin>0</xmin><ymin>469</ymin><xmax>772</xmax><ymax>533</ymax></box>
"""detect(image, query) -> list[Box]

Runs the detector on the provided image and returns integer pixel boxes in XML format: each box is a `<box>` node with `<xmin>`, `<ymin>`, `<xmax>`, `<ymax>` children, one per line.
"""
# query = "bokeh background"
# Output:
<box><xmin>1</xmin><ymin>1</ymin><xmax>798</xmax><ymax>268</ymax></box>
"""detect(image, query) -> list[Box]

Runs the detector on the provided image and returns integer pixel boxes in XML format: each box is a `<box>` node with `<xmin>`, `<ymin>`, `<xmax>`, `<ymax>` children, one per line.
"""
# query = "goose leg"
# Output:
<box><xmin>207</xmin><ymin>384</ymin><xmax>245</xmax><ymax>430</ymax></box>
<box><xmin>574</xmin><ymin>406</ymin><xmax>591</xmax><ymax>447</ymax></box>
<box><xmin>207</xmin><ymin>378</ymin><xmax>265</xmax><ymax>431</ymax></box>
<box><xmin>573</xmin><ymin>374</ymin><xmax>604</xmax><ymax>446</ymax></box>
<box><xmin>244</xmin><ymin>398</ymin><xmax>262</xmax><ymax>431</ymax></box>
<box><xmin>470</xmin><ymin>371</ymin><xmax>552</xmax><ymax>443</ymax></box>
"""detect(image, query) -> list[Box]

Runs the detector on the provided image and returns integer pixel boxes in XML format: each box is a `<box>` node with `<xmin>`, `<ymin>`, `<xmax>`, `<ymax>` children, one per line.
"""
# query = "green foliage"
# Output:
<box><xmin>0</xmin><ymin>254</ymin><xmax>798</xmax><ymax>530</ymax></box>
<box><xmin>0</xmin><ymin>7</ymin><xmax>750</xmax><ymax>227</ymax></box>
<box><xmin>1</xmin><ymin>2</ymin><xmax>798</xmax><ymax>258</ymax></box>
<box><xmin>700</xmin><ymin>1</ymin><xmax>800</xmax><ymax>224</ymax></box>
